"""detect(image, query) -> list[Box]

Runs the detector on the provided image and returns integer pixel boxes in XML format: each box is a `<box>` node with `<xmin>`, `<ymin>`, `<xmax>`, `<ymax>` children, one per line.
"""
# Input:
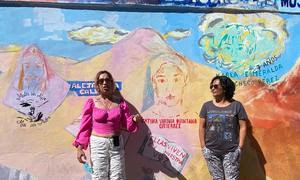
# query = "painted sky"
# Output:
<box><xmin>1</xmin><ymin>7</ymin><xmax>300</xmax><ymax>82</ymax></box>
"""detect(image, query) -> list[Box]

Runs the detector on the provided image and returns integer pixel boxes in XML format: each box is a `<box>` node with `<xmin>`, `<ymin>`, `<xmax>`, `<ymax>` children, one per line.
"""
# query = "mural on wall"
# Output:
<box><xmin>0</xmin><ymin>7</ymin><xmax>299</xmax><ymax>180</ymax></box>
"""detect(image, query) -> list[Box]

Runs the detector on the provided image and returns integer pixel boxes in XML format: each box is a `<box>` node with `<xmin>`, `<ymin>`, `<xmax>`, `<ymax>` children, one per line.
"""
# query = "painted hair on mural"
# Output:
<box><xmin>149</xmin><ymin>52</ymin><xmax>189</xmax><ymax>83</ymax></box>
<box><xmin>17</xmin><ymin>45</ymin><xmax>54</xmax><ymax>93</ymax></box>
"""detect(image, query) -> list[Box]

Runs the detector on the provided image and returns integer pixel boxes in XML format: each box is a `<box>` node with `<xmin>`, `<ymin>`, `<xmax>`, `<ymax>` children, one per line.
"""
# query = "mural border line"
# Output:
<box><xmin>1</xmin><ymin>1</ymin><xmax>300</xmax><ymax>14</ymax></box>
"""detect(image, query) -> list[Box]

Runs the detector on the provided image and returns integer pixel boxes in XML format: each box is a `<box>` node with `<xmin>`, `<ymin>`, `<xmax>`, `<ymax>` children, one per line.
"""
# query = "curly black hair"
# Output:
<box><xmin>210</xmin><ymin>75</ymin><xmax>235</xmax><ymax>100</ymax></box>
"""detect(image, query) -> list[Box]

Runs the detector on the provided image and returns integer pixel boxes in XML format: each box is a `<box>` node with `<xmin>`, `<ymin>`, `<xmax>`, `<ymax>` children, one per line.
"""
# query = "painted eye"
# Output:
<box><xmin>157</xmin><ymin>79</ymin><xmax>165</xmax><ymax>83</ymax></box>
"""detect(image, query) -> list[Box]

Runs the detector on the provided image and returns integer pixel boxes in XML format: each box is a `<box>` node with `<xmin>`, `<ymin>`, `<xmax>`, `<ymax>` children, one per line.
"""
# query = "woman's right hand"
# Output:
<box><xmin>133</xmin><ymin>114</ymin><xmax>143</xmax><ymax>123</ymax></box>
<box><xmin>77</xmin><ymin>147</ymin><xmax>87</xmax><ymax>163</ymax></box>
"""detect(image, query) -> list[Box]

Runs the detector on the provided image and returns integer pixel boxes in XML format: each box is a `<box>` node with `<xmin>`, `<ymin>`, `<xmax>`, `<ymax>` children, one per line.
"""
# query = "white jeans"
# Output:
<box><xmin>90</xmin><ymin>135</ymin><xmax>125</xmax><ymax>180</ymax></box>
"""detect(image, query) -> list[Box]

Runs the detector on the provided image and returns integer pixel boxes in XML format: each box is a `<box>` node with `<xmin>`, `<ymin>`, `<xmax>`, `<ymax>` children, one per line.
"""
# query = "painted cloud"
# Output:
<box><xmin>163</xmin><ymin>29</ymin><xmax>191</xmax><ymax>40</ymax></box>
<box><xmin>68</xmin><ymin>25</ymin><xmax>130</xmax><ymax>45</ymax></box>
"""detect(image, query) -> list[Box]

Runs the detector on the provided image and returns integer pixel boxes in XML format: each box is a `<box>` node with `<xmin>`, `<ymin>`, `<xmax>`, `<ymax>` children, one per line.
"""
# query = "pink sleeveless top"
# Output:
<box><xmin>73</xmin><ymin>98</ymin><xmax>138</xmax><ymax>149</ymax></box>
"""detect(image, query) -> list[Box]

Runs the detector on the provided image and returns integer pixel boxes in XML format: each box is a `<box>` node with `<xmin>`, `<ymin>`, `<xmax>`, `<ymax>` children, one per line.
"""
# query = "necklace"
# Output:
<box><xmin>96</xmin><ymin>97</ymin><xmax>113</xmax><ymax>110</ymax></box>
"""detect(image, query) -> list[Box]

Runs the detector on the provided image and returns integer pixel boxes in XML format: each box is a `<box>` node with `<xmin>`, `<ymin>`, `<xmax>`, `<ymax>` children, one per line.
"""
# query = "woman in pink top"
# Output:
<box><xmin>73</xmin><ymin>70</ymin><xmax>143</xmax><ymax>180</ymax></box>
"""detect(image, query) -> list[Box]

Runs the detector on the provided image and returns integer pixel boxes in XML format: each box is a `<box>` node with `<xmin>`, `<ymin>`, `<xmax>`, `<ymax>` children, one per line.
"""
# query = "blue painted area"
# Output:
<box><xmin>68</xmin><ymin>81</ymin><xmax>122</xmax><ymax>96</ymax></box>
<box><xmin>0</xmin><ymin>7</ymin><xmax>300</xmax><ymax>84</ymax></box>
<box><xmin>0</xmin><ymin>8</ymin><xmax>111</xmax><ymax>61</ymax></box>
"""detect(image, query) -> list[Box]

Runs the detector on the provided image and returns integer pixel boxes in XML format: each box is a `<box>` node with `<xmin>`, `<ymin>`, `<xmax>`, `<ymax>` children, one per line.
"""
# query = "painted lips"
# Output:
<box><xmin>166</xmin><ymin>94</ymin><xmax>175</xmax><ymax>100</ymax></box>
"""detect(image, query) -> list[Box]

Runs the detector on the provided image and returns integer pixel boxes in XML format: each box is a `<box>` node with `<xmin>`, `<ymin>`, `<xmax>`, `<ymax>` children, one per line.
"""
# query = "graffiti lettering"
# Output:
<box><xmin>16</xmin><ymin>119</ymin><xmax>25</xmax><ymax>124</ymax></box>
<box><xmin>254</xmin><ymin>56</ymin><xmax>279</xmax><ymax>71</ymax></box>
<box><xmin>244</xmin><ymin>64</ymin><xmax>283</xmax><ymax>77</ymax></box>
<box><xmin>71</xmin><ymin>82</ymin><xmax>95</xmax><ymax>89</ymax></box>
<box><xmin>151</xmin><ymin>136</ymin><xmax>168</xmax><ymax>147</ymax></box>
<box><xmin>164</xmin><ymin>0</ymin><xmax>275</xmax><ymax>7</ymax></box>
<box><xmin>262</xmin><ymin>75</ymin><xmax>279</xmax><ymax>84</ymax></box>
<box><xmin>16</xmin><ymin>92</ymin><xmax>47</xmax><ymax>102</ymax></box>
<box><xmin>19</xmin><ymin>123</ymin><xmax>26</xmax><ymax>127</ymax></box>
<box><xmin>164</xmin><ymin>150</ymin><xmax>184</xmax><ymax>165</ymax></box>
<box><xmin>144</xmin><ymin>118</ymin><xmax>196</xmax><ymax>128</ymax></box>
<box><xmin>159</xmin><ymin>118</ymin><xmax>174</xmax><ymax>123</ymax></box>
<box><xmin>235</xmin><ymin>79</ymin><xmax>265</xmax><ymax>87</ymax></box>
<box><xmin>68</xmin><ymin>81</ymin><xmax>122</xmax><ymax>96</ymax></box>
<box><xmin>16</xmin><ymin>92</ymin><xmax>30</xmax><ymax>100</ymax></box>
<box><xmin>140</xmin><ymin>135</ymin><xmax>189</xmax><ymax>173</ymax></box>
<box><xmin>217</xmin><ymin>72</ymin><xmax>239</xmax><ymax>79</ymax></box>
<box><xmin>166</xmin><ymin>144</ymin><xmax>187</xmax><ymax>159</ymax></box>
<box><xmin>176</xmin><ymin>118</ymin><xmax>197</xmax><ymax>124</ymax></box>
<box><xmin>281</xmin><ymin>0</ymin><xmax>300</xmax><ymax>8</ymax></box>
<box><xmin>79</xmin><ymin>89</ymin><xmax>98</xmax><ymax>96</ymax></box>
<box><xmin>235</xmin><ymin>75</ymin><xmax>279</xmax><ymax>86</ymax></box>
<box><xmin>159</xmin><ymin>123</ymin><xmax>181</xmax><ymax>128</ymax></box>
<box><xmin>144</xmin><ymin>118</ymin><xmax>158</xmax><ymax>124</ymax></box>
<box><xmin>16</xmin><ymin>115</ymin><xmax>49</xmax><ymax>128</ymax></box>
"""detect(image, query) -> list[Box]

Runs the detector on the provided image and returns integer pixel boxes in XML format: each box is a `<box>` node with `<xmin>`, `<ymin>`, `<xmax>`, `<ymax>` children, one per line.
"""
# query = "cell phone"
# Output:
<box><xmin>113</xmin><ymin>136</ymin><xmax>119</xmax><ymax>147</ymax></box>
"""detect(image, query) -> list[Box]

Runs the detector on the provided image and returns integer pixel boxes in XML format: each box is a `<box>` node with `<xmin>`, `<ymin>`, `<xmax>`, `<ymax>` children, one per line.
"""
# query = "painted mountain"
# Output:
<box><xmin>236</xmin><ymin>58</ymin><xmax>300</xmax><ymax>180</ymax></box>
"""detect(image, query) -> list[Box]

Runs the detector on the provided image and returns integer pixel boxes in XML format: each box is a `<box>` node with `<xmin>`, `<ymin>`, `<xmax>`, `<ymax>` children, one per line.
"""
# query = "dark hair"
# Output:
<box><xmin>210</xmin><ymin>75</ymin><xmax>235</xmax><ymax>100</ymax></box>
<box><xmin>94</xmin><ymin>70</ymin><xmax>115</xmax><ymax>94</ymax></box>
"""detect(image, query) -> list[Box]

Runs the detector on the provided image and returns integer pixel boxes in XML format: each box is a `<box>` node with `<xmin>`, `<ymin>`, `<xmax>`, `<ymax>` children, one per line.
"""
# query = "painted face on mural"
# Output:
<box><xmin>218</xmin><ymin>25</ymin><xmax>255</xmax><ymax>66</ymax></box>
<box><xmin>22</xmin><ymin>55</ymin><xmax>45</xmax><ymax>92</ymax></box>
<box><xmin>152</xmin><ymin>63</ymin><xmax>185</xmax><ymax>107</ymax></box>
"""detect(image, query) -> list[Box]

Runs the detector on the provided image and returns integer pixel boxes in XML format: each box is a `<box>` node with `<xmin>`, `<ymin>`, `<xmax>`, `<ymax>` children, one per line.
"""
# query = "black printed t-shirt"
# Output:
<box><xmin>199</xmin><ymin>100</ymin><xmax>248</xmax><ymax>154</ymax></box>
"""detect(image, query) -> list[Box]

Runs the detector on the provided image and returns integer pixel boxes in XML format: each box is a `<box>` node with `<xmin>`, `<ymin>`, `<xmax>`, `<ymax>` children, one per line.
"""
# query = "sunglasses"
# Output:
<box><xmin>98</xmin><ymin>78</ymin><xmax>112</xmax><ymax>84</ymax></box>
<box><xmin>210</xmin><ymin>84</ymin><xmax>221</xmax><ymax>89</ymax></box>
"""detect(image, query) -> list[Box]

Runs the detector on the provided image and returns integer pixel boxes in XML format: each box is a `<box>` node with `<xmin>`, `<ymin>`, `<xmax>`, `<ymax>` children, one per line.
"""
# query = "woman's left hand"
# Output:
<box><xmin>133</xmin><ymin>114</ymin><xmax>143</xmax><ymax>123</ymax></box>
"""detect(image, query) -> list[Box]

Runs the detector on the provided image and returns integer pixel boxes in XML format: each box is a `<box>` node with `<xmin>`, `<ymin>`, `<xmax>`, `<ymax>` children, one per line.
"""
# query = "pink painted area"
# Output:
<box><xmin>105</xmin><ymin>28</ymin><xmax>171</xmax><ymax>80</ymax></box>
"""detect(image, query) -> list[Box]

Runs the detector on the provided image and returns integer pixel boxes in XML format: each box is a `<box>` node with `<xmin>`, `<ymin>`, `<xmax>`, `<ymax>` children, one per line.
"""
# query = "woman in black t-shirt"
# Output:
<box><xmin>199</xmin><ymin>75</ymin><xmax>248</xmax><ymax>180</ymax></box>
